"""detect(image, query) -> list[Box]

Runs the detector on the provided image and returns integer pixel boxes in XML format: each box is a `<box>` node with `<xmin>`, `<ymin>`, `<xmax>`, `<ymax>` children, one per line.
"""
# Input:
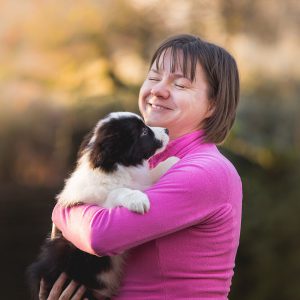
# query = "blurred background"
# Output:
<box><xmin>0</xmin><ymin>0</ymin><xmax>299</xmax><ymax>299</ymax></box>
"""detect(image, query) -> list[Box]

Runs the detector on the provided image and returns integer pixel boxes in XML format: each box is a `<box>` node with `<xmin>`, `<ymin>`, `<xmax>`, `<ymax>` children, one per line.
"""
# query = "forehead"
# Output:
<box><xmin>152</xmin><ymin>47</ymin><xmax>199</xmax><ymax>81</ymax></box>
<box><xmin>92</xmin><ymin>112</ymin><xmax>144</xmax><ymax>138</ymax></box>
<box><xmin>96</xmin><ymin>112</ymin><xmax>142</xmax><ymax>127</ymax></box>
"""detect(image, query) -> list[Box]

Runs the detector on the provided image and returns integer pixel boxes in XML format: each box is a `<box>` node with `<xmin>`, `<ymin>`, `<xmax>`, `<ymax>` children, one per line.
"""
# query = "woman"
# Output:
<box><xmin>41</xmin><ymin>34</ymin><xmax>242</xmax><ymax>299</ymax></box>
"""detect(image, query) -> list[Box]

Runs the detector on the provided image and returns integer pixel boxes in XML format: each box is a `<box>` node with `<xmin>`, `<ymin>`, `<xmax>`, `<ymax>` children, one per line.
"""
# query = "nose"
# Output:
<box><xmin>151</xmin><ymin>81</ymin><xmax>170</xmax><ymax>99</ymax></box>
<box><xmin>164</xmin><ymin>128</ymin><xmax>169</xmax><ymax>135</ymax></box>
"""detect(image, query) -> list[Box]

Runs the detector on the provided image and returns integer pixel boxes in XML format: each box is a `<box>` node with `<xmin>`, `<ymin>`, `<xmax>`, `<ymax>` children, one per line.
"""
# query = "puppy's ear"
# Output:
<box><xmin>89</xmin><ymin>130</ymin><xmax>120</xmax><ymax>173</ymax></box>
<box><xmin>90</xmin><ymin>145</ymin><xmax>115</xmax><ymax>173</ymax></box>
<box><xmin>77</xmin><ymin>131</ymin><xmax>94</xmax><ymax>159</ymax></box>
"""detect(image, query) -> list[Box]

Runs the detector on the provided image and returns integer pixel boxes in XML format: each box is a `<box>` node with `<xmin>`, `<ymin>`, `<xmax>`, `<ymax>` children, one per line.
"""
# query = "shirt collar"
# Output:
<box><xmin>149</xmin><ymin>130</ymin><xmax>214</xmax><ymax>168</ymax></box>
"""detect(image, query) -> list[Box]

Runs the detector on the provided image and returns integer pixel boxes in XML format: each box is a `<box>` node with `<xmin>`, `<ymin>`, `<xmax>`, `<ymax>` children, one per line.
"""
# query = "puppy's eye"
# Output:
<box><xmin>141</xmin><ymin>127</ymin><xmax>149</xmax><ymax>137</ymax></box>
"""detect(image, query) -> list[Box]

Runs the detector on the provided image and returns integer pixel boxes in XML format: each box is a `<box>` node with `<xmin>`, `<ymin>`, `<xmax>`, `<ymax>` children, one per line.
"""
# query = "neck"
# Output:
<box><xmin>169</xmin><ymin>128</ymin><xmax>202</xmax><ymax>141</ymax></box>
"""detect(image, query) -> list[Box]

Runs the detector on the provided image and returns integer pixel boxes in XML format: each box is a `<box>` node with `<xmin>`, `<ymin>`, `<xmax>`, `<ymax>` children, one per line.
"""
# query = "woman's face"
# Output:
<box><xmin>138</xmin><ymin>50</ymin><xmax>214</xmax><ymax>140</ymax></box>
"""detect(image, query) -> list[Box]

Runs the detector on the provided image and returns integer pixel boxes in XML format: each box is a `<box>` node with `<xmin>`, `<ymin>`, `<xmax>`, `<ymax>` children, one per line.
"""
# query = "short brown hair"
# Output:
<box><xmin>149</xmin><ymin>34</ymin><xmax>240</xmax><ymax>144</ymax></box>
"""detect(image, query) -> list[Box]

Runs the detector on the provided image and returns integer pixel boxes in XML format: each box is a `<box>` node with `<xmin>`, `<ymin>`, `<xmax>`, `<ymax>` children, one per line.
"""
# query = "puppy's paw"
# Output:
<box><xmin>150</xmin><ymin>156</ymin><xmax>180</xmax><ymax>183</ymax></box>
<box><xmin>123</xmin><ymin>190</ymin><xmax>150</xmax><ymax>214</ymax></box>
<box><xmin>162</xmin><ymin>156</ymin><xmax>180</xmax><ymax>168</ymax></box>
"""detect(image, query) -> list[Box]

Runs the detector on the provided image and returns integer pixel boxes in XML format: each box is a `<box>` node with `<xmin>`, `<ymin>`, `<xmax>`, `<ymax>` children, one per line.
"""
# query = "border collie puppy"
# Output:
<box><xmin>27</xmin><ymin>112</ymin><xmax>177</xmax><ymax>300</ymax></box>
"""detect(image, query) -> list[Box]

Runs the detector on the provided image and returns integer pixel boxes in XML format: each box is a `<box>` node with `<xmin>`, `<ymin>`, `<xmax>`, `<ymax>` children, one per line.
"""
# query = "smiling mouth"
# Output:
<box><xmin>148</xmin><ymin>103</ymin><xmax>171</xmax><ymax>110</ymax></box>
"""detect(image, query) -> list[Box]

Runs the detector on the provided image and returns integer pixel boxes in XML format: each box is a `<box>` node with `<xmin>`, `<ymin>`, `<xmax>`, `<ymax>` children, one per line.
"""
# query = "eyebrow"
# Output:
<box><xmin>149</xmin><ymin>68</ymin><xmax>161</xmax><ymax>74</ymax></box>
<box><xmin>149</xmin><ymin>68</ymin><xmax>191</xmax><ymax>80</ymax></box>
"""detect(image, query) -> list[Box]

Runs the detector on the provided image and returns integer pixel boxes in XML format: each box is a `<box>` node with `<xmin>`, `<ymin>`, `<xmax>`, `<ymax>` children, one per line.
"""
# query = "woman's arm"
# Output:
<box><xmin>52</xmin><ymin>156</ymin><xmax>240</xmax><ymax>256</ymax></box>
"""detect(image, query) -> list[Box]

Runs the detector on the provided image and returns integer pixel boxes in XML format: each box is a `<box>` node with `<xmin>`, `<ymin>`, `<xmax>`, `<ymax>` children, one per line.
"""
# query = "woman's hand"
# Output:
<box><xmin>39</xmin><ymin>273</ymin><xmax>87</xmax><ymax>300</ymax></box>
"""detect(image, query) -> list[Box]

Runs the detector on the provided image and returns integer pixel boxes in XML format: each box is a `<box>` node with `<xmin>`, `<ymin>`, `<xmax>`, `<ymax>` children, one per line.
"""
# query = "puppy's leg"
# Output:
<box><xmin>149</xmin><ymin>156</ymin><xmax>179</xmax><ymax>183</ymax></box>
<box><xmin>51</xmin><ymin>223</ymin><xmax>58</xmax><ymax>239</ymax></box>
<box><xmin>105</xmin><ymin>188</ymin><xmax>150</xmax><ymax>214</ymax></box>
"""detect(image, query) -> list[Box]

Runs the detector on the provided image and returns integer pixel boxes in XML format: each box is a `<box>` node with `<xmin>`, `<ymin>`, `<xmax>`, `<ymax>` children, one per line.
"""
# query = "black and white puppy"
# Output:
<box><xmin>27</xmin><ymin>112</ymin><xmax>177</xmax><ymax>300</ymax></box>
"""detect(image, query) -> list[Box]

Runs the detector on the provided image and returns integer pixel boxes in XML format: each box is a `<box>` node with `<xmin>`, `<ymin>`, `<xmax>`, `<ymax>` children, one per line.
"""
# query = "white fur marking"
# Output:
<box><xmin>150</xmin><ymin>126</ymin><xmax>169</xmax><ymax>155</ymax></box>
<box><xmin>54</xmin><ymin>112</ymin><xmax>179</xmax><ymax>298</ymax></box>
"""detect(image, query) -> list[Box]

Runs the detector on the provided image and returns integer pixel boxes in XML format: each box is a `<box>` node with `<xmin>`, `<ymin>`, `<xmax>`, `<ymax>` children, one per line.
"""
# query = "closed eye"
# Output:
<box><xmin>175</xmin><ymin>83</ymin><xmax>186</xmax><ymax>88</ymax></box>
<box><xmin>149</xmin><ymin>77</ymin><xmax>161</xmax><ymax>81</ymax></box>
<box><xmin>174</xmin><ymin>77</ymin><xmax>191</xmax><ymax>89</ymax></box>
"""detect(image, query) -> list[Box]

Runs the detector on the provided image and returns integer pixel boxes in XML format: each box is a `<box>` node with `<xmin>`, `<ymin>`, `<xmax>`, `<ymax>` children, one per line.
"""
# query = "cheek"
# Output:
<box><xmin>138</xmin><ymin>93</ymin><xmax>145</xmax><ymax>116</ymax></box>
<box><xmin>138</xmin><ymin>83</ymin><xmax>149</xmax><ymax>109</ymax></box>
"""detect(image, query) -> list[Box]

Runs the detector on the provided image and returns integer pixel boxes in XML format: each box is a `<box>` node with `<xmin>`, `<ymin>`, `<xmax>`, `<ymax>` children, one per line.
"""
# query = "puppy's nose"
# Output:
<box><xmin>164</xmin><ymin>128</ymin><xmax>169</xmax><ymax>135</ymax></box>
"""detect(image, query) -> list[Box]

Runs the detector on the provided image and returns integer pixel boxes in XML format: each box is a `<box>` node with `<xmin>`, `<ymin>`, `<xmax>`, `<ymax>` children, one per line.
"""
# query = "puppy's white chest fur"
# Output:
<box><xmin>57</xmin><ymin>153</ymin><xmax>178</xmax><ymax>214</ymax></box>
<box><xmin>52</xmin><ymin>112</ymin><xmax>179</xmax><ymax>298</ymax></box>
<box><xmin>58</xmin><ymin>154</ymin><xmax>151</xmax><ymax>207</ymax></box>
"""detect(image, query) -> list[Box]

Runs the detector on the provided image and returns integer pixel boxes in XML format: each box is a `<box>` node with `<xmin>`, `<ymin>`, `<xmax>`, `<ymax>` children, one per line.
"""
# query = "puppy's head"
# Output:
<box><xmin>79</xmin><ymin>112</ymin><xmax>169</xmax><ymax>172</ymax></box>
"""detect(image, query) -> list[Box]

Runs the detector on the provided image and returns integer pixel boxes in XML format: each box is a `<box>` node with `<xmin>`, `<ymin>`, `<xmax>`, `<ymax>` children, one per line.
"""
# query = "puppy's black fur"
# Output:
<box><xmin>88</xmin><ymin>115</ymin><xmax>163</xmax><ymax>172</ymax></box>
<box><xmin>27</xmin><ymin>113</ymin><xmax>167</xmax><ymax>299</ymax></box>
<box><xmin>27</xmin><ymin>234</ymin><xmax>107</xmax><ymax>300</ymax></box>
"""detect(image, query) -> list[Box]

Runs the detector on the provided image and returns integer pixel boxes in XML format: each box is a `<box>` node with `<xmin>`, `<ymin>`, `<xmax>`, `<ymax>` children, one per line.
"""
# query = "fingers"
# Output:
<box><xmin>47</xmin><ymin>273</ymin><xmax>68</xmax><ymax>299</ymax></box>
<box><xmin>41</xmin><ymin>273</ymin><xmax>87</xmax><ymax>300</ymax></box>
<box><xmin>59</xmin><ymin>280</ymin><xmax>78</xmax><ymax>299</ymax></box>
<box><xmin>70</xmin><ymin>285</ymin><xmax>86</xmax><ymax>300</ymax></box>
<box><xmin>48</xmin><ymin>273</ymin><xmax>74</xmax><ymax>300</ymax></box>
<box><xmin>39</xmin><ymin>278</ymin><xmax>48</xmax><ymax>300</ymax></box>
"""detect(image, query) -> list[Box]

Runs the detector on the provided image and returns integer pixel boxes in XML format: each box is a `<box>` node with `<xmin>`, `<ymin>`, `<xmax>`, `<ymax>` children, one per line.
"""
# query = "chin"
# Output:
<box><xmin>143</xmin><ymin>113</ymin><xmax>166</xmax><ymax>126</ymax></box>
<box><xmin>27</xmin><ymin>112</ymin><xmax>170</xmax><ymax>300</ymax></box>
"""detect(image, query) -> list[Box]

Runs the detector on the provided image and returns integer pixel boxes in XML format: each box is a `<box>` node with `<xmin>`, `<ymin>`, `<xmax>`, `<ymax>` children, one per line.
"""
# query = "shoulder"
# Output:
<box><xmin>167</xmin><ymin>147</ymin><xmax>242</xmax><ymax>201</ymax></box>
<box><xmin>175</xmin><ymin>146</ymin><xmax>235</xmax><ymax>173</ymax></box>
<box><xmin>181</xmin><ymin>146</ymin><xmax>240</xmax><ymax>179</ymax></box>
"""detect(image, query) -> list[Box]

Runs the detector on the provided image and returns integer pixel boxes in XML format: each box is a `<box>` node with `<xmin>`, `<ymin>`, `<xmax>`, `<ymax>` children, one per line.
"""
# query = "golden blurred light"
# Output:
<box><xmin>58</xmin><ymin>58</ymin><xmax>115</xmax><ymax>99</ymax></box>
<box><xmin>112</xmin><ymin>51</ymin><xmax>146</xmax><ymax>85</ymax></box>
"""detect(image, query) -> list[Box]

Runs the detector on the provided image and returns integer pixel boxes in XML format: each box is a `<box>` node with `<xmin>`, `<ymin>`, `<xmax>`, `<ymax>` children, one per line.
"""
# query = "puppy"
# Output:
<box><xmin>27</xmin><ymin>112</ymin><xmax>177</xmax><ymax>300</ymax></box>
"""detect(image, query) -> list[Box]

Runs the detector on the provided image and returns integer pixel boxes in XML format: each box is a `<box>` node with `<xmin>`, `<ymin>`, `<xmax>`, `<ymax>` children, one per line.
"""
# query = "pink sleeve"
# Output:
<box><xmin>52</xmin><ymin>157</ymin><xmax>240</xmax><ymax>256</ymax></box>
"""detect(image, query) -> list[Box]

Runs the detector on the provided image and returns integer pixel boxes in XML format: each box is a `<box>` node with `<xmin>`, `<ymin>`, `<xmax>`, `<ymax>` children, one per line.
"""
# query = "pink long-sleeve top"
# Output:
<box><xmin>52</xmin><ymin>130</ymin><xmax>242</xmax><ymax>300</ymax></box>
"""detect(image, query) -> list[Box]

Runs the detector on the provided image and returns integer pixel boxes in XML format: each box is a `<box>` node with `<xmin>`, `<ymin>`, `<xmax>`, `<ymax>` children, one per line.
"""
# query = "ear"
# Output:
<box><xmin>77</xmin><ymin>131</ymin><xmax>94</xmax><ymax>159</ymax></box>
<box><xmin>89</xmin><ymin>132</ymin><xmax>120</xmax><ymax>173</ymax></box>
<box><xmin>205</xmin><ymin>101</ymin><xmax>216</xmax><ymax>118</ymax></box>
<box><xmin>89</xmin><ymin>145</ymin><xmax>115</xmax><ymax>172</ymax></box>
